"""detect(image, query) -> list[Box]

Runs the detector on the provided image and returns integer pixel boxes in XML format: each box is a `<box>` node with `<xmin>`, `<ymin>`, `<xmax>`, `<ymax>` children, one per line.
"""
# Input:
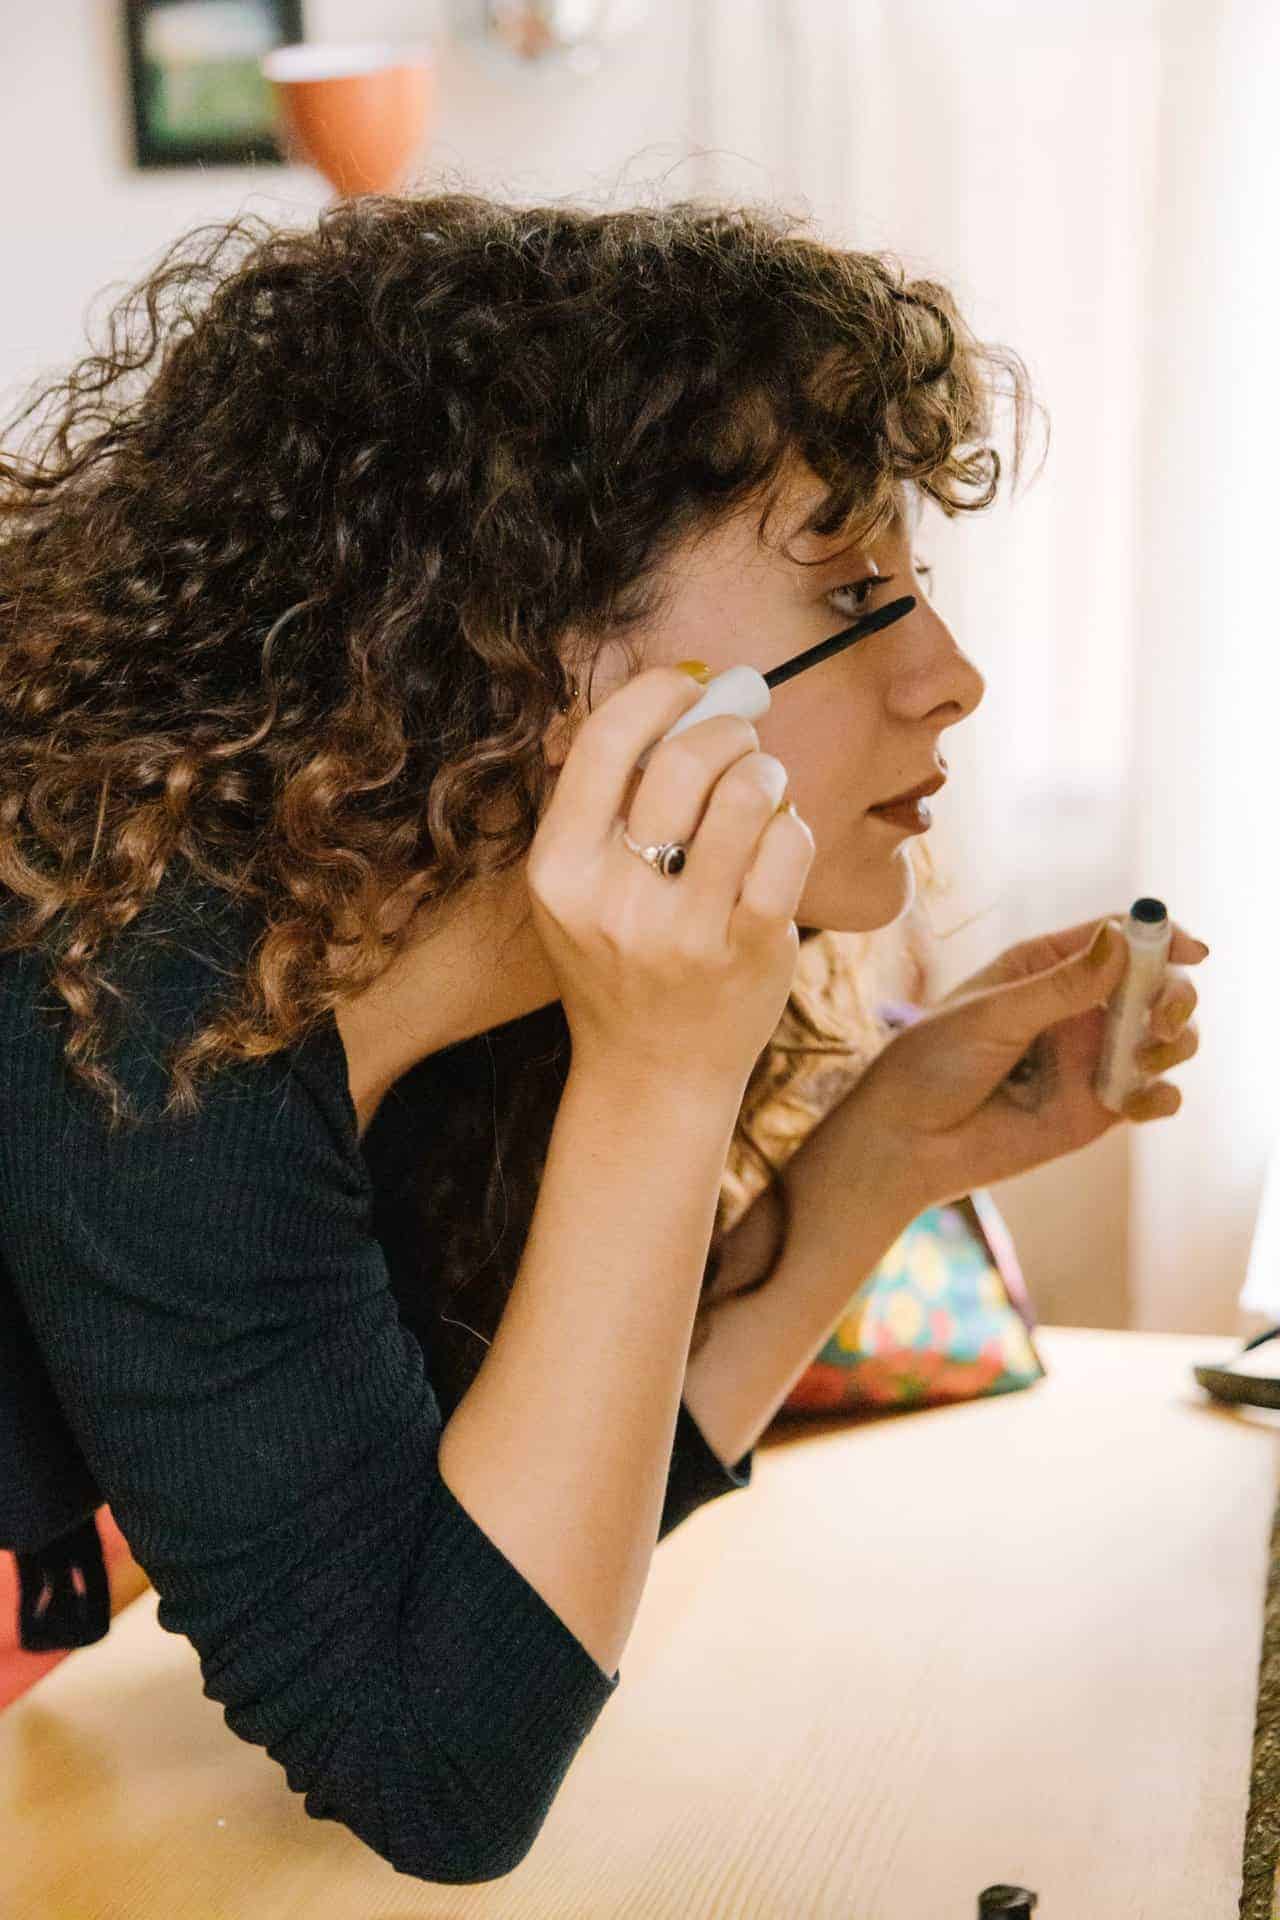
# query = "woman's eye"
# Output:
<box><xmin>828</xmin><ymin>560</ymin><xmax>933</xmax><ymax>619</ymax></box>
<box><xmin>827</xmin><ymin>576</ymin><xmax>885</xmax><ymax>617</ymax></box>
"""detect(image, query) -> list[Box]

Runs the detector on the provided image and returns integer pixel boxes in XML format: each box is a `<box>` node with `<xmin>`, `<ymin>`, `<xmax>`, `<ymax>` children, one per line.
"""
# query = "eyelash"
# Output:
<box><xmin>828</xmin><ymin>560</ymin><xmax>934</xmax><ymax>619</ymax></box>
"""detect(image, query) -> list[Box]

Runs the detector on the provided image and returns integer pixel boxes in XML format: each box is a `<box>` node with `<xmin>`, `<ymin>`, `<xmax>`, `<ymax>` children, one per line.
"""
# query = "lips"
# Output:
<box><xmin>869</xmin><ymin>769</ymin><xmax>947</xmax><ymax>810</ymax></box>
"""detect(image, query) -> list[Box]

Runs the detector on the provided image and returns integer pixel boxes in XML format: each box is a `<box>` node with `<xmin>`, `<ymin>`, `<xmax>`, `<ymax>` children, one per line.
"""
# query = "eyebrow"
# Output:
<box><xmin>790</xmin><ymin>523</ymin><xmax>903</xmax><ymax>578</ymax></box>
<box><xmin>796</xmin><ymin>541</ymin><xmax>871</xmax><ymax>574</ymax></box>
<box><xmin>784</xmin><ymin>485</ymin><xmax>923</xmax><ymax>570</ymax></box>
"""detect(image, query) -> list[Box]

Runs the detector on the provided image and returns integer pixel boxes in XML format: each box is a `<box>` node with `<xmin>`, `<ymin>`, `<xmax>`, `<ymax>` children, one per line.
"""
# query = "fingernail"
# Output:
<box><xmin>1191</xmin><ymin>939</ymin><xmax>1210</xmax><ymax>959</ymax></box>
<box><xmin>675</xmin><ymin>660</ymin><xmax>713</xmax><ymax>684</ymax></box>
<box><xmin>1167</xmin><ymin>1002</ymin><xmax>1191</xmax><ymax>1035</ymax></box>
<box><xmin>1085</xmin><ymin>920</ymin><xmax>1115</xmax><ymax>969</ymax></box>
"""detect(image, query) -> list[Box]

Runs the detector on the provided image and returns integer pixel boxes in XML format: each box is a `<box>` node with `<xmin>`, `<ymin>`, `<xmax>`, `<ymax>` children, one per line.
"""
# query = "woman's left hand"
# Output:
<box><xmin>845</xmin><ymin>913</ymin><xmax>1208</xmax><ymax>1215</ymax></box>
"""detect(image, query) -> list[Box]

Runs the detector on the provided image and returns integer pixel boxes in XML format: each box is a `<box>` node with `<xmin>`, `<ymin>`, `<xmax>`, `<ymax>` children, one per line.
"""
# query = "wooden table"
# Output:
<box><xmin>5</xmin><ymin>1327</ymin><xmax>1277</xmax><ymax>1919</ymax></box>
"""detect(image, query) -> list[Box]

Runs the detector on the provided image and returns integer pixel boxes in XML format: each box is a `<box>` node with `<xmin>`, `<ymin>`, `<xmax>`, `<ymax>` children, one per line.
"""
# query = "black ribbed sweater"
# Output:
<box><xmin>0</xmin><ymin>885</ymin><xmax>753</xmax><ymax>1883</ymax></box>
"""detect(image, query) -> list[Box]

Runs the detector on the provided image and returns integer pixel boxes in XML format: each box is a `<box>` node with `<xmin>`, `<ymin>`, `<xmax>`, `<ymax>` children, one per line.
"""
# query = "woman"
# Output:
<box><xmin>0</xmin><ymin>191</ymin><xmax>1206</xmax><ymax>1884</ymax></box>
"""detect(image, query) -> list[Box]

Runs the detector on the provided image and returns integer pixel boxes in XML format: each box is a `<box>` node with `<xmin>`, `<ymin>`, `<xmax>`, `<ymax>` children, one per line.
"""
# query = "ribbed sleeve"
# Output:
<box><xmin>0</xmin><ymin>921</ymin><xmax>620</xmax><ymax>1883</ymax></box>
<box><xmin>659</xmin><ymin>1400</ymin><xmax>753</xmax><ymax>1540</ymax></box>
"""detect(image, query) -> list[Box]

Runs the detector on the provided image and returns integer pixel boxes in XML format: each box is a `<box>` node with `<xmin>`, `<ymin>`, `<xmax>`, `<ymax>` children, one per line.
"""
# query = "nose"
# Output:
<box><xmin>951</xmin><ymin>649</ymin><xmax>986</xmax><ymax>721</ymax></box>
<box><xmin>925</xmin><ymin>607</ymin><xmax>985</xmax><ymax>728</ymax></box>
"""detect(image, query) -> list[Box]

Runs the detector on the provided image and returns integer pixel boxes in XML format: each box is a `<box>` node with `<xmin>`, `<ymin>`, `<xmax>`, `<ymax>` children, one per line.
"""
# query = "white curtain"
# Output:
<box><xmin>690</xmin><ymin>0</ymin><xmax>1278</xmax><ymax>1335</ymax></box>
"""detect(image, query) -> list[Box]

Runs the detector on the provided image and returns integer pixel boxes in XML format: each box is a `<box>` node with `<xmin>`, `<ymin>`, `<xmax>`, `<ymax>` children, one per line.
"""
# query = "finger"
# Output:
<box><xmin>547</xmin><ymin>667</ymin><xmax>710</xmax><ymax>848</ymax></box>
<box><xmin>1104</xmin><ymin>919</ymin><xmax>1208</xmax><ymax>968</ymax></box>
<box><xmin>1134</xmin><ymin>1025</ymin><xmax>1199</xmax><ymax>1074</ymax></box>
<box><xmin>1170</xmin><ymin>924</ymin><xmax>1211</xmax><ymax>964</ymax></box>
<box><xmin>672</xmin><ymin>747</ymin><xmax>789</xmax><ymax>924</ymax></box>
<box><xmin>1148</xmin><ymin>968</ymin><xmax>1197</xmax><ymax>1042</ymax></box>
<box><xmin>731</xmin><ymin>799</ymin><xmax>816</xmax><ymax>932</ymax></box>
<box><xmin>969</xmin><ymin>915</ymin><xmax>1209</xmax><ymax>999</ymax></box>
<box><xmin>967</xmin><ymin>923</ymin><xmax>1123</xmax><ymax>1048</ymax></box>
<box><xmin>1123</xmin><ymin>1081</ymin><xmax>1182</xmax><ymax>1122</ymax></box>
<box><xmin>1010</xmin><ymin>916</ymin><xmax>1211</xmax><ymax>975</ymax></box>
<box><xmin>1084</xmin><ymin>922</ymin><xmax>1211</xmax><ymax>1014</ymax></box>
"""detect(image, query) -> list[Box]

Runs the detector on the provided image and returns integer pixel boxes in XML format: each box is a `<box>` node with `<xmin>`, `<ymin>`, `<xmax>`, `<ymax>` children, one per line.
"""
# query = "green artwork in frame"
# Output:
<box><xmin>123</xmin><ymin>0</ymin><xmax>304</xmax><ymax>169</ymax></box>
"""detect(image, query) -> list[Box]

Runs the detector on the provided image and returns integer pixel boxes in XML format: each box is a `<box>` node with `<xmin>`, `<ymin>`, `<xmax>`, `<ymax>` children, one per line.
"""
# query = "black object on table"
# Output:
<box><xmin>977</xmin><ymin>1887</ymin><xmax>1038</xmax><ymax>1916</ymax></box>
<box><xmin>1194</xmin><ymin>1324</ymin><xmax>1280</xmax><ymax>1411</ymax></box>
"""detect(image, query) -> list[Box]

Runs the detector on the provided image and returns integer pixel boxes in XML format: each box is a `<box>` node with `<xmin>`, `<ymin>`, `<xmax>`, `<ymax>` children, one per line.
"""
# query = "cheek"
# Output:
<box><xmin>775</xmin><ymin>720</ymin><xmax>875</xmax><ymax>822</ymax></box>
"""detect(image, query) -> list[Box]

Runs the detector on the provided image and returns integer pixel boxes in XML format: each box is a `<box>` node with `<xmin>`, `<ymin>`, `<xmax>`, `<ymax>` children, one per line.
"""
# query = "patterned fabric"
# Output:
<box><xmin>779</xmin><ymin>997</ymin><xmax>1046</xmax><ymax>1417</ymax></box>
<box><xmin>780</xmin><ymin>1190</ymin><xmax>1045</xmax><ymax>1414</ymax></box>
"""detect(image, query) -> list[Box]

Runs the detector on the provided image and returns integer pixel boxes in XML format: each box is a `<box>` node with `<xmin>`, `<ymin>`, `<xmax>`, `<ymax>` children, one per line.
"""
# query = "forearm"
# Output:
<box><xmin>438</xmin><ymin>1062</ymin><xmax>745</xmax><ymax>1681</ymax></box>
<box><xmin>681</xmin><ymin>1093</ymin><xmax>918</xmax><ymax>1469</ymax></box>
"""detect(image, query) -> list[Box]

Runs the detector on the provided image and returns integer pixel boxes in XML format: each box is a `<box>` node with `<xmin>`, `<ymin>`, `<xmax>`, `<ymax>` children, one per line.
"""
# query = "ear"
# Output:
<box><xmin>542</xmin><ymin>639</ymin><xmax>641</xmax><ymax>769</ymax></box>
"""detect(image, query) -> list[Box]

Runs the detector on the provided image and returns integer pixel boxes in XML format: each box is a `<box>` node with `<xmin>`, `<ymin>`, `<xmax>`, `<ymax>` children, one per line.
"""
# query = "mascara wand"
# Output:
<box><xmin>635</xmin><ymin>594</ymin><xmax>918</xmax><ymax>771</ymax></box>
<box><xmin>763</xmin><ymin>594</ymin><xmax>917</xmax><ymax>689</ymax></box>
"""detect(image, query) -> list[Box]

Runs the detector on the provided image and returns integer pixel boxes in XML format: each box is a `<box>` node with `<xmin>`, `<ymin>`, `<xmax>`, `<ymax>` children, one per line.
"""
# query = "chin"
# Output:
<box><xmin>797</xmin><ymin>840</ymin><xmax>918</xmax><ymax>934</ymax></box>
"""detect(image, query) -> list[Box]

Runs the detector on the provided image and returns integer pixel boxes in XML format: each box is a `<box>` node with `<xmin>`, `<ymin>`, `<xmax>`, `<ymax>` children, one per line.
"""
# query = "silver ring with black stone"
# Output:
<box><xmin>620</xmin><ymin>829</ymin><xmax>689</xmax><ymax>878</ymax></box>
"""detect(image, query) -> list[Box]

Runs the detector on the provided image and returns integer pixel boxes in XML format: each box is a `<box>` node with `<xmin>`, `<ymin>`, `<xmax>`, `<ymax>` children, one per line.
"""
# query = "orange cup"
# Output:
<box><xmin>261</xmin><ymin>42</ymin><xmax>436</xmax><ymax>198</ymax></box>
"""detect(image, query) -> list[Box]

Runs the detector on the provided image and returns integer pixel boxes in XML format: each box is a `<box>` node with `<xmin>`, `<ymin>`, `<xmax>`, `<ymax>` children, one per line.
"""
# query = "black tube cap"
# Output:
<box><xmin>978</xmin><ymin>1887</ymin><xmax>1039</xmax><ymax>1917</ymax></box>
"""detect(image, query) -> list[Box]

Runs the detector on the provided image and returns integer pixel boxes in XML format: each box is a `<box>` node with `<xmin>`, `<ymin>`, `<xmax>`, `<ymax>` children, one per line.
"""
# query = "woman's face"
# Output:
<box><xmin>575</xmin><ymin>472</ymin><xmax>986</xmax><ymax>935</ymax></box>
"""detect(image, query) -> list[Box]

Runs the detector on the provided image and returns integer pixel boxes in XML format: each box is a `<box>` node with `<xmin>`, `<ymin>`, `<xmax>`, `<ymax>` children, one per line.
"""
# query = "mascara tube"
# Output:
<box><xmin>633</xmin><ymin>666</ymin><xmax>772</xmax><ymax>773</ymax></box>
<box><xmin>1092</xmin><ymin>897</ymin><xmax>1173</xmax><ymax>1113</ymax></box>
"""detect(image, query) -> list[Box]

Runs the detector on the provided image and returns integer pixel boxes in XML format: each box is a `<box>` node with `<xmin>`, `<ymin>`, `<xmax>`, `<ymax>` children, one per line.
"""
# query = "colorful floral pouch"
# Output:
<box><xmin>776</xmin><ymin>998</ymin><xmax>1046</xmax><ymax>1418</ymax></box>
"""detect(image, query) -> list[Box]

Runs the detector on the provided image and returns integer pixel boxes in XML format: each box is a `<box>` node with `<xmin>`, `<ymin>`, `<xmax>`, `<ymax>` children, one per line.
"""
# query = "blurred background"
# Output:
<box><xmin>2</xmin><ymin>0</ymin><xmax>1275</xmax><ymax>1340</ymax></box>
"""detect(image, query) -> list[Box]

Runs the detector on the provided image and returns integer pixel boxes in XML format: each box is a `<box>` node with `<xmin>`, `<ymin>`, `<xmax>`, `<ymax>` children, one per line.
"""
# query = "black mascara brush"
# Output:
<box><xmin>634</xmin><ymin>595</ymin><xmax>917</xmax><ymax>770</ymax></box>
<box><xmin>763</xmin><ymin>594</ymin><xmax>916</xmax><ymax>690</ymax></box>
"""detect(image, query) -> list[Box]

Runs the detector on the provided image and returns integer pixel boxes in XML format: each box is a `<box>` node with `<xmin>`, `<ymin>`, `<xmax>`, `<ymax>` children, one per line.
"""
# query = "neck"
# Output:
<box><xmin>333</xmin><ymin>866</ymin><xmax>560</xmax><ymax>1140</ymax></box>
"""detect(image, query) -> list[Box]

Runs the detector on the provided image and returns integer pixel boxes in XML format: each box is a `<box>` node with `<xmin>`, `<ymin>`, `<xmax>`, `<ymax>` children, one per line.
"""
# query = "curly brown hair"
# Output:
<box><xmin>0</xmin><ymin>187</ymin><xmax>1043</xmax><ymax>1414</ymax></box>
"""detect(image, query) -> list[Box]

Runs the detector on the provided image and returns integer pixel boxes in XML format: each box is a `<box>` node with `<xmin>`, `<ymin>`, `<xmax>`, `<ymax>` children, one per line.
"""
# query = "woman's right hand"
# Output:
<box><xmin>526</xmin><ymin>665</ymin><xmax>816</xmax><ymax>1092</ymax></box>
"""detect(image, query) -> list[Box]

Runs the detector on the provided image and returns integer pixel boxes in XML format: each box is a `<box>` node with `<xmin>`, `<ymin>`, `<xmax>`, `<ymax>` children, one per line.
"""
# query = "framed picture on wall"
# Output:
<box><xmin>123</xmin><ymin>0</ymin><xmax>305</xmax><ymax>169</ymax></box>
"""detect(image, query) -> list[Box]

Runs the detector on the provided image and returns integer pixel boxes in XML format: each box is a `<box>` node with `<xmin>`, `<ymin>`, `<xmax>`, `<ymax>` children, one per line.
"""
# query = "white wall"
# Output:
<box><xmin>1</xmin><ymin>0</ymin><xmax>703</xmax><ymax>416</ymax></box>
<box><xmin>7</xmin><ymin>4</ymin><xmax>1259</xmax><ymax>1338</ymax></box>
<box><xmin>0</xmin><ymin>0</ymin><xmax>1139</xmax><ymax>1335</ymax></box>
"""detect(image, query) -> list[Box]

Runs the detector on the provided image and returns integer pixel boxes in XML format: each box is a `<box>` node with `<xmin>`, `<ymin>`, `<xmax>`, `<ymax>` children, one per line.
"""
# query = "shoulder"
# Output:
<box><xmin>0</xmin><ymin>877</ymin><xmax>360</xmax><ymax>1161</ymax></box>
